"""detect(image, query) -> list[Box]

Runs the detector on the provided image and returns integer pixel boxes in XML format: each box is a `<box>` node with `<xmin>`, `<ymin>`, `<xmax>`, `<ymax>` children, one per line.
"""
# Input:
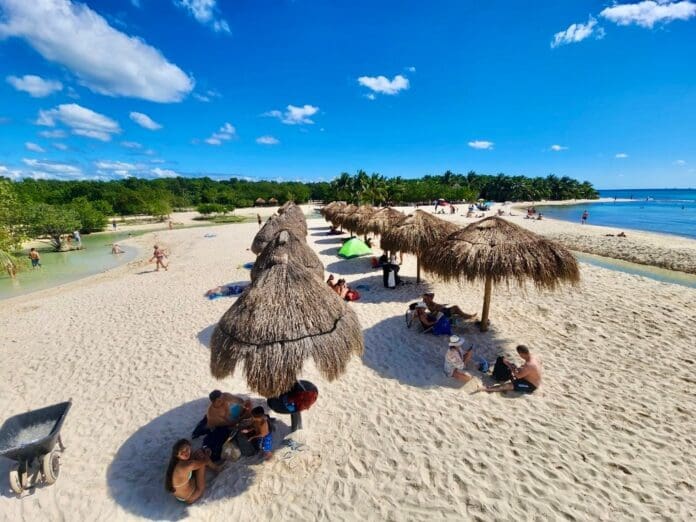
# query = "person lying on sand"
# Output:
<box><xmin>422</xmin><ymin>293</ymin><xmax>477</xmax><ymax>320</ymax></box>
<box><xmin>206</xmin><ymin>390</ymin><xmax>251</xmax><ymax>428</ymax></box>
<box><xmin>484</xmin><ymin>345</ymin><xmax>542</xmax><ymax>394</ymax></box>
<box><xmin>326</xmin><ymin>274</ymin><xmax>336</xmax><ymax>289</ymax></box>
<box><xmin>165</xmin><ymin>439</ymin><xmax>220</xmax><ymax>504</ymax></box>
<box><xmin>240</xmin><ymin>406</ymin><xmax>273</xmax><ymax>460</ymax></box>
<box><xmin>444</xmin><ymin>335</ymin><xmax>474</xmax><ymax>383</ymax></box>
<box><xmin>334</xmin><ymin>279</ymin><xmax>360</xmax><ymax>301</ymax></box>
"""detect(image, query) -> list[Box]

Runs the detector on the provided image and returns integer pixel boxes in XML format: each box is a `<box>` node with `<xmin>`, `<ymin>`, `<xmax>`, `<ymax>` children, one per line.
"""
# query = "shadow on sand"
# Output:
<box><xmin>313</xmin><ymin>237</ymin><xmax>346</xmax><ymax>245</ymax></box>
<box><xmin>198</xmin><ymin>324</ymin><xmax>216</xmax><ymax>349</ymax></box>
<box><xmin>324</xmin><ymin>257</ymin><xmax>376</xmax><ymax>277</ymax></box>
<box><xmin>106</xmin><ymin>398</ymin><xmax>291</xmax><ymax>520</ymax></box>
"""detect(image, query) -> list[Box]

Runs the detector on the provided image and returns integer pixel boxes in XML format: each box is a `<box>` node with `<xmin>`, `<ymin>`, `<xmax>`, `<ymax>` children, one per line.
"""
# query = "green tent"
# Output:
<box><xmin>338</xmin><ymin>238</ymin><xmax>372</xmax><ymax>259</ymax></box>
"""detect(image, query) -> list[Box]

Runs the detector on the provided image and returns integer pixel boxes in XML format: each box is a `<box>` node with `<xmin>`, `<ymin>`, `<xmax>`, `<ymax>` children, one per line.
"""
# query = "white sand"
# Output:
<box><xmin>1</xmin><ymin>210</ymin><xmax>695</xmax><ymax>521</ymax></box>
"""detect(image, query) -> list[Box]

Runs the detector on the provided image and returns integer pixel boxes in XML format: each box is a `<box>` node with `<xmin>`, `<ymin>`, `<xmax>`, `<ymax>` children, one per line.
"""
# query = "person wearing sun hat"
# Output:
<box><xmin>444</xmin><ymin>335</ymin><xmax>473</xmax><ymax>382</ymax></box>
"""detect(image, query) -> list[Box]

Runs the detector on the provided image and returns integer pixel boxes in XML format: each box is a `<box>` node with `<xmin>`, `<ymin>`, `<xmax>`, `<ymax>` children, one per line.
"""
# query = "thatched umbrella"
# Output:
<box><xmin>343</xmin><ymin>205</ymin><xmax>375</xmax><ymax>237</ymax></box>
<box><xmin>362</xmin><ymin>207</ymin><xmax>405</xmax><ymax>236</ymax></box>
<box><xmin>278</xmin><ymin>201</ymin><xmax>295</xmax><ymax>214</ymax></box>
<box><xmin>331</xmin><ymin>204</ymin><xmax>358</xmax><ymax>232</ymax></box>
<box><xmin>268</xmin><ymin>197</ymin><xmax>279</xmax><ymax>205</ymax></box>
<box><xmin>210</xmin><ymin>256</ymin><xmax>364</xmax><ymax>397</ymax></box>
<box><xmin>255</xmin><ymin>197</ymin><xmax>266</xmax><ymax>206</ymax></box>
<box><xmin>251</xmin><ymin>229</ymin><xmax>324</xmax><ymax>282</ymax></box>
<box><xmin>281</xmin><ymin>204</ymin><xmax>308</xmax><ymax>237</ymax></box>
<box><xmin>321</xmin><ymin>201</ymin><xmax>345</xmax><ymax>222</ymax></box>
<box><xmin>420</xmin><ymin>217</ymin><xmax>580</xmax><ymax>331</ymax></box>
<box><xmin>380</xmin><ymin>210</ymin><xmax>459</xmax><ymax>283</ymax></box>
<box><xmin>251</xmin><ymin>213</ymin><xmax>306</xmax><ymax>254</ymax></box>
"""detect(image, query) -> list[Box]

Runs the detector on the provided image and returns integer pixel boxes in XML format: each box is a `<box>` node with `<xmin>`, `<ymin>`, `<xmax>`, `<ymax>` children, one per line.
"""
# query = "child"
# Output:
<box><xmin>242</xmin><ymin>406</ymin><xmax>273</xmax><ymax>460</ymax></box>
<box><xmin>28</xmin><ymin>248</ymin><xmax>41</xmax><ymax>268</ymax></box>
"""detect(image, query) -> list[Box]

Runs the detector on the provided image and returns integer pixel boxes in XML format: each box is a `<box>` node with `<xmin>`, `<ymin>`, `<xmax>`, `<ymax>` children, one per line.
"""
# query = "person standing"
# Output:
<box><xmin>28</xmin><ymin>248</ymin><xmax>42</xmax><ymax>268</ymax></box>
<box><xmin>112</xmin><ymin>219</ymin><xmax>117</xmax><ymax>230</ymax></box>
<box><xmin>257</xmin><ymin>214</ymin><xmax>263</xmax><ymax>228</ymax></box>
<box><xmin>73</xmin><ymin>230</ymin><xmax>82</xmax><ymax>248</ymax></box>
<box><xmin>150</xmin><ymin>245</ymin><xmax>168</xmax><ymax>271</ymax></box>
<box><xmin>581</xmin><ymin>210</ymin><xmax>589</xmax><ymax>225</ymax></box>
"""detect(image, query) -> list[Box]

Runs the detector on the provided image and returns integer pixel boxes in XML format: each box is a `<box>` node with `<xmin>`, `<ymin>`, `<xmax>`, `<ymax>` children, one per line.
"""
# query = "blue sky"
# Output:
<box><xmin>0</xmin><ymin>0</ymin><xmax>695</xmax><ymax>188</ymax></box>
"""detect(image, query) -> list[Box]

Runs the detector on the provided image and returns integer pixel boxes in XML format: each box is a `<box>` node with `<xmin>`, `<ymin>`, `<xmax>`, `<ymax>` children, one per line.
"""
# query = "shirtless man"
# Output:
<box><xmin>484</xmin><ymin>345</ymin><xmax>542</xmax><ymax>394</ymax></box>
<box><xmin>422</xmin><ymin>293</ymin><xmax>477</xmax><ymax>320</ymax></box>
<box><xmin>206</xmin><ymin>390</ymin><xmax>251</xmax><ymax>428</ymax></box>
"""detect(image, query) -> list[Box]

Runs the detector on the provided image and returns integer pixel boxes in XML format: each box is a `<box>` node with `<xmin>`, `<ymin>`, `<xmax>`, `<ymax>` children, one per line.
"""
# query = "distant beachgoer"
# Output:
<box><xmin>150</xmin><ymin>245</ymin><xmax>168</xmax><ymax>271</ymax></box>
<box><xmin>326</xmin><ymin>274</ymin><xmax>336</xmax><ymax>289</ymax></box>
<box><xmin>168</xmin><ymin>220</ymin><xmax>173</xmax><ymax>230</ymax></box>
<box><xmin>241</xmin><ymin>406</ymin><xmax>273</xmax><ymax>460</ymax></box>
<box><xmin>257</xmin><ymin>214</ymin><xmax>262</xmax><ymax>228</ymax></box>
<box><xmin>73</xmin><ymin>230</ymin><xmax>81</xmax><ymax>248</ymax></box>
<box><xmin>112</xmin><ymin>219</ymin><xmax>117</xmax><ymax>230</ymax></box>
<box><xmin>581</xmin><ymin>210</ymin><xmax>589</xmax><ymax>224</ymax></box>
<box><xmin>111</xmin><ymin>244</ymin><xmax>124</xmax><ymax>254</ymax></box>
<box><xmin>28</xmin><ymin>248</ymin><xmax>41</xmax><ymax>268</ymax></box>
<box><xmin>537</xmin><ymin>213</ymin><xmax>543</xmax><ymax>220</ymax></box>
<box><xmin>165</xmin><ymin>439</ymin><xmax>220</xmax><ymax>504</ymax></box>
<box><xmin>444</xmin><ymin>335</ymin><xmax>474</xmax><ymax>383</ymax></box>
<box><xmin>617</xmin><ymin>231</ymin><xmax>626</xmax><ymax>237</ymax></box>
<box><xmin>423</xmin><ymin>293</ymin><xmax>476</xmax><ymax>320</ymax></box>
<box><xmin>365</xmin><ymin>237</ymin><xmax>373</xmax><ymax>248</ymax></box>
<box><xmin>484</xmin><ymin>345</ymin><xmax>542</xmax><ymax>394</ymax></box>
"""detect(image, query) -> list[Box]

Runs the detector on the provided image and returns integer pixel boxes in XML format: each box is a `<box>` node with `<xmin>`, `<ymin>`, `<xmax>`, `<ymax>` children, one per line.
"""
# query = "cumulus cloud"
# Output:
<box><xmin>551</xmin><ymin>16</ymin><xmax>604</xmax><ymax>48</ymax></box>
<box><xmin>256</xmin><ymin>135</ymin><xmax>279</xmax><ymax>145</ymax></box>
<box><xmin>0</xmin><ymin>164</ymin><xmax>23</xmax><ymax>180</ymax></box>
<box><xmin>37</xmin><ymin>103</ymin><xmax>120</xmax><ymax>141</ymax></box>
<box><xmin>358</xmin><ymin>74</ymin><xmax>409</xmax><ymax>95</ymax></box>
<box><xmin>175</xmin><ymin>0</ymin><xmax>230</xmax><ymax>33</ymax></box>
<box><xmin>615</xmin><ymin>152</ymin><xmax>629</xmax><ymax>158</ymax></box>
<box><xmin>6</xmin><ymin>74</ymin><xmax>62</xmax><ymax>97</ymax></box>
<box><xmin>468</xmin><ymin>140</ymin><xmax>494</xmax><ymax>150</ymax></box>
<box><xmin>22</xmin><ymin>158</ymin><xmax>82</xmax><ymax>177</ymax></box>
<box><xmin>674</xmin><ymin>159</ymin><xmax>687</xmax><ymax>165</ymax></box>
<box><xmin>0</xmin><ymin>0</ymin><xmax>194</xmax><ymax>102</ymax></box>
<box><xmin>264</xmin><ymin>105</ymin><xmax>319</xmax><ymax>125</ymax></box>
<box><xmin>95</xmin><ymin>160</ymin><xmax>138</xmax><ymax>171</ymax></box>
<box><xmin>25</xmin><ymin>142</ymin><xmax>45</xmax><ymax>153</ymax></box>
<box><xmin>53</xmin><ymin>142</ymin><xmax>68</xmax><ymax>150</ymax></box>
<box><xmin>39</xmin><ymin>129</ymin><xmax>66</xmax><ymax>138</ymax></box>
<box><xmin>129</xmin><ymin>111</ymin><xmax>162</xmax><ymax>130</ymax></box>
<box><xmin>151</xmin><ymin>167</ymin><xmax>179</xmax><ymax>177</ymax></box>
<box><xmin>550</xmin><ymin>144</ymin><xmax>568</xmax><ymax>151</ymax></box>
<box><xmin>600</xmin><ymin>1</ymin><xmax>696</xmax><ymax>28</ymax></box>
<box><xmin>204</xmin><ymin>122</ymin><xmax>236</xmax><ymax>145</ymax></box>
<box><xmin>121</xmin><ymin>141</ymin><xmax>142</xmax><ymax>149</ymax></box>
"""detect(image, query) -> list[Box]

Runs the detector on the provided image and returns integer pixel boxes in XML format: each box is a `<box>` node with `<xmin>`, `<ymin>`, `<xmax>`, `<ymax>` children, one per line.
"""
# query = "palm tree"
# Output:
<box><xmin>362</xmin><ymin>173</ymin><xmax>388</xmax><ymax>205</ymax></box>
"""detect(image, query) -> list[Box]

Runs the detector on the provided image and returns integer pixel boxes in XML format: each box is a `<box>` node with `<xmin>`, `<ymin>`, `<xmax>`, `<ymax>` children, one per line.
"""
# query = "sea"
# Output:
<box><xmin>536</xmin><ymin>188</ymin><xmax>696</xmax><ymax>239</ymax></box>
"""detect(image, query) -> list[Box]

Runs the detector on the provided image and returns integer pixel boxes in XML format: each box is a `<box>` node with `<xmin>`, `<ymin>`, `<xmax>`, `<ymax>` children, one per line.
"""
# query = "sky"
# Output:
<box><xmin>0</xmin><ymin>0</ymin><xmax>695</xmax><ymax>189</ymax></box>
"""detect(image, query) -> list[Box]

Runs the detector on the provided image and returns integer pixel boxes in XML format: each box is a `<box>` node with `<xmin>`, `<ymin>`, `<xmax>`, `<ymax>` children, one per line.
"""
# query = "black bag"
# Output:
<box><xmin>492</xmin><ymin>356</ymin><xmax>512</xmax><ymax>382</ymax></box>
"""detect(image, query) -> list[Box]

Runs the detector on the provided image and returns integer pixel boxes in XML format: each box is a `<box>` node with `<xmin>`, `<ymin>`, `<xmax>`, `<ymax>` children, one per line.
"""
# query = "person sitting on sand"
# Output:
<box><xmin>444</xmin><ymin>335</ymin><xmax>474</xmax><ymax>383</ymax></box>
<box><xmin>240</xmin><ymin>406</ymin><xmax>273</xmax><ymax>460</ymax></box>
<box><xmin>422</xmin><ymin>293</ymin><xmax>477</xmax><ymax>320</ymax></box>
<box><xmin>206</xmin><ymin>390</ymin><xmax>251</xmax><ymax>428</ymax></box>
<box><xmin>537</xmin><ymin>213</ymin><xmax>543</xmax><ymax>220</ymax></box>
<box><xmin>484</xmin><ymin>345</ymin><xmax>542</xmax><ymax>394</ymax></box>
<box><xmin>165</xmin><ymin>439</ymin><xmax>220</xmax><ymax>504</ymax></box>
<box><xmin>150</xmin><ymin>245</ymin><xmax>168</xmax><ymax>271</ymax></box>
<box><xmin>415</xmin><ymin>302</ymin><xmax>439</xmax><ymax>328</ymax></box>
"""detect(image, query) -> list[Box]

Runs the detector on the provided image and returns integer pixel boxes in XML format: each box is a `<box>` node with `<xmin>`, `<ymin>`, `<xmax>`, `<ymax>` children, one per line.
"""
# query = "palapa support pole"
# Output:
<box><xmin>290</xmin><ymin>412</ymin><xmax>303</xmax><ymax>432</ymax></box>
<box><xmin>416</xmin><ymin>257</ymin><xmax>421</xmax><ymax>284</ymax></box>
<box><xmin>480</xmin><ymin>274</ymin><xmax>492</xmax><ymax>332</ymax></box>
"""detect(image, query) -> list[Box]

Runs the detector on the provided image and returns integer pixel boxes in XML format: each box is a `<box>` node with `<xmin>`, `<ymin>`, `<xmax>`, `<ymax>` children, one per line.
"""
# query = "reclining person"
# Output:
<box><xmin>422</xmin><ymin>293</ymin><xmax>477</xmax><ymax>320</ymax></box>
<box><xmin>415</xmin><ymin>302</ymin><xmax>439</xmax><ymax>329</ymax></box>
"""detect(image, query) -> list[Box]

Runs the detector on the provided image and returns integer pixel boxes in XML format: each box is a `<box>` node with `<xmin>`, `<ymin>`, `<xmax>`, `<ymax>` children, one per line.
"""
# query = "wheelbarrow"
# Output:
<box><xmin>266</xmin><ymin>380</ymin><xmax>318</xmax><ymax>432</ymax></box>
<box><xmin>0</xmin><ymin>399</ymin><xmax>72</xmax><ymax>494</ymax></box>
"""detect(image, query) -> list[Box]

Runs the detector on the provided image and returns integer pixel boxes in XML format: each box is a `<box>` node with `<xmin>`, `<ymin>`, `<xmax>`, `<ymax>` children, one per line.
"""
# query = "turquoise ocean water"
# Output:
<box><xmin>536</xmin><ymin>188</ymin><xmax>696</xmax><ymax>239</ymax></box>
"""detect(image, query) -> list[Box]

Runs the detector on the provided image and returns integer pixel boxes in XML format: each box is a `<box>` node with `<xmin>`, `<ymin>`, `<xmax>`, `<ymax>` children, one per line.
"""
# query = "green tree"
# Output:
<box><xmin>70</xmin><ymin>197</ymin><xmax>108</xmax><ymax>233</ymax></box>
<box><xmin>25</xmin><ymin>203</ymin><xmax>81</xmax><ymax>251</ymax></box>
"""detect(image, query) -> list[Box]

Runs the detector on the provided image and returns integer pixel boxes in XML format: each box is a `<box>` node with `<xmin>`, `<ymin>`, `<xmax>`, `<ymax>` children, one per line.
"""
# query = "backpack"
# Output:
<box><xmin>492</xmin><ymin>356</ymin><xmax>512</xmax><ymax>382</ymax></box>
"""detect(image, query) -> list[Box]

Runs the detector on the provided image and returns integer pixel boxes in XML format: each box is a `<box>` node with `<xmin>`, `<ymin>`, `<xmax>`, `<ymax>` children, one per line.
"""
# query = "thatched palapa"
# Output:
<box><xmin>343</xmin><ymin>205</ymin><xmax>375</xmax><ymax>236</ymax></box>
<box><xmin>251</xmin><ymin>212</ymin><xmax>306</xmax><ymax>255</ymax></box>
<box><xmin>210</xmin><ymin>256</ymin><xmax>364</xmax><ymax>397</ymax></box>
<box><xmin>251</xmin><ymin>229</ymin><xmax>324</xmax><ymax>282</ymax></box>
<box><xmin>421</xmin><ymin>216</ymin><xmax>580</xmax><ymax>331</ymax></box>
<box><xmin>255</xmin><ymin>197</ymin><xmax>266</xmax><ymax>206</ymax></box>
<box><xmin>362</xmin><ymin>207</ymin><xmax>405</xmax><ymax>236</ymax></box>
<box><xmin>280</xmin><ymin>204</ymin><xmax>308</xmax><ymax>237</ymax></box>
<box><xmin>321</xmin><ymin>201</ymin><xmax>345</xmax><ymax>221</ymax></box>
<box><xmin>380</xmin><ymin>210</ymin><xmax>459</xmax><ymax>283</ymax></box>
<box><xmin>331</xmin><ymin>204</ymin><xmax>358</xmax><ymax>231</ymax></box>
<box><xmin>278</xmin><ymin>200</ymin><xmax>295</xmax><ymax>214</ymax></box>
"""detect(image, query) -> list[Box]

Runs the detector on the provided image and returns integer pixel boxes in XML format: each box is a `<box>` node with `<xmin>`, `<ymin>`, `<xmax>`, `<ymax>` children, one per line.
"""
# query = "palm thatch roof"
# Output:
<box><xmin>251</xmin><ymin>212</ymin><xmax>307</xmax><ymax>254</ymax></box>
<box><xmin>362</xmin><ymin>207</ymin><xmax>405</xmax><ymax>236</ymax></box>
<box><xmin>268</xmin><ymin>197</ymin><xmax>279</xmax><ymax>205</ymax></box>
<box><xmin>420</xmin><ymin>216</ymin><xmax>579</xmax><ymax>331</ymax></box>
<box><xmin>380</xmin><ymin>209</ymin><xmax>459</xmax><ymax>256</ymax></box>
<box><xmin>321</xmin><ymin>201</ymin><xmax>345</xmax><ymax>220</ymax></box>
<box><xmin>281</xmin><ymin>204</ymin><xmax>308</xmax><ymax>237</ymax></box>
<box><xmin>251</xmin><ymin>229</ymin><xmax>324</xmax><ymax>282</ymax></box>
<box><xmin>278</xmin><ymin>200</ymin><xmax>295</xmax><ymax>214</ymax></box>
<box><xmin>330</xmin><ymin>204</ymin><xmax>358</xmax><ymax>230</ymax></box>
<box><xmin>255</xmin><ymin>197</ymin><xmax>266</xmax><ymax>205</ymax></box>
<box><xmin>343</xmin><ymin>205</ymin><xmax>375</xmax><ymax>236</ymax></box>
<box><xmin>210</xmin><ymin>257</ymin><xmax>364</xmax><ymax>397</ymax></box>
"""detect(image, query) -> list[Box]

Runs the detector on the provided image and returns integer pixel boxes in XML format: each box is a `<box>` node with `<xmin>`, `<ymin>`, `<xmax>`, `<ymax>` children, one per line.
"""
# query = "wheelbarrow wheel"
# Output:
<box><xmin>42</xmin><ymin>452</ymin><xmax>60</xmax><ymax>484</ymax></box>
<box><xmin>9</xmin><ymin>465</ymin><xmax>23</xmax><ymax>494</ymax></box>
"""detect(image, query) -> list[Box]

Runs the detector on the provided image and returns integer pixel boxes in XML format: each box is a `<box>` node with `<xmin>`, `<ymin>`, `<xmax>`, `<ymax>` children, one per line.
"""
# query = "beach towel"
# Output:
<box><xmin>206</xmin><ymin>284</ymin><xmax>246</xmax><ymax>300</ymax></box>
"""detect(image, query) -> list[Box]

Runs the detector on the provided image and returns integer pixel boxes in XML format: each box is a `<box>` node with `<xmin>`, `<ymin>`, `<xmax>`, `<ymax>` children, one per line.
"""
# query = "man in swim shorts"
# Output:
<box><xmin>206</xmin><ymin>390</ymin><xmax>251</xmax><ymax>428</ymax></box>
<box><xmin>484</xmin><ymin>345</ymin><xmax>542</xmax><ymax>394</ymax></box>
<box><xmin>422</xmin><ymin>293</ymin><xmax>477</xmax><ymax>320</ymax></box>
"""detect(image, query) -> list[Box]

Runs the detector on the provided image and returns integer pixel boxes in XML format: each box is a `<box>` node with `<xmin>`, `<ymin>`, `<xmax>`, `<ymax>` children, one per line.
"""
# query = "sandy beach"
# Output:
<box><xmin>1</xmin><ymin>208</ymin><xmax>695</xmax><ymax>521</ymax></box>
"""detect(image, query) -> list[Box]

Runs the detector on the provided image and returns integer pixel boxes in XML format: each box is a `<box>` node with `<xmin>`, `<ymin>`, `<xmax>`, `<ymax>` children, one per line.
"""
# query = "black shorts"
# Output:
<box><xmin>513</xmin><ymin>379</ymin><xmax>536</xmax><ymax>394</ymax></box>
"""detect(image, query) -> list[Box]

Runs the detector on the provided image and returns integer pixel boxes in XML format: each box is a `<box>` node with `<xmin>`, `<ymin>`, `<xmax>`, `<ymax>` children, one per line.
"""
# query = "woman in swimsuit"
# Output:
<box><xmin>165</xmin><ymin>439</ymin><xmax>220</xmax><ymax>504</ymax></box>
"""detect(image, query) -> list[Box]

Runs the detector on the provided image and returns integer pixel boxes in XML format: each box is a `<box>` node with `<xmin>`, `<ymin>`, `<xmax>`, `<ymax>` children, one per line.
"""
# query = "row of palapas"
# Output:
<box><xmin>209</xmin><ymin>201</ymin><xmax>365</xmax><ymax>398</ymax></box>
<box><xmin>320</xmin><ymin>201</ymin><xmax>580</xmax><ymax>332</ymax></box>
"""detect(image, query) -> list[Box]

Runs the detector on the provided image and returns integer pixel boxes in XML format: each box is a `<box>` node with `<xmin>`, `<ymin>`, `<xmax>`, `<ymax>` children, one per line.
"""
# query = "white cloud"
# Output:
<box><xmin>264</xmin><ymin>104</ymin><xmax>319</xmax><ymax>125</ymax></box>
<box><xmin>6</xmin><ymin>74</ymin><xmax>62</xmax><ymax>97</ymax></box>
<box><xmin>37</xmin><ymin>103</ymin><xmax>120</xmax><ymax>141</ymax></box>
<box><xmin>175</xmin><ymin>0</ymin><xmax>230</xmax><ymax>33</ymax></box>
<box><xmin>129</xmin><ymin>111</ymin><xmax>162</xmax><ymax>130</ymax></box>
<box><xmin>365</xmin><ymin>93</ymin><xmax>376</xmax><ymax>101</ymax></box>
<box><xmin>22</xmin><ymin>158</ymin><xmax>82</xmax><ymax>177</ymax></box>
<box><xmin>150</xmin><ymin>158</ymin><xmax>166</xmax><ymax>164</ymax></box>
<box><xmin>550</xmin><ymin>144</ymin><xmax>568</xmax><ymax>151</ymax></box>
<box><xmin>406</xmin><ymin>66</ymin><xmax>416</xmax><ymax>72</ymax></box>
<box><xmin>256</xmin><ymin>135</ymin><xmax>279</xmax><ymax>145</ymax></box>
<box><xmin>39</xmin><ymin>129</ymin><xmax>66</xmax><ymax>138</ymax></box>
<box><xmin>151</xmin><ymin>167</ymin><xmax>179</xmax><ymax>177</ymax></box>
<box><xmin>358</xmin><ymin>74</ymin><xmax>410</xmax><ymax>95</ymax></box>
<box><xmin>121</xmin><ymin>140</ymin><xmax>142</xmax><ymax>149</ymax></box>
<box><xmin>674</xmin><ymin>159</ymin><xmax>687</xmax><ymax>165</ymax></box>
<box><xmin>551</xmin><ymin>16</ymin><xmax>604</xmax><ymax>48</ymax></box>
<box><xmin>0</xmin><ymin>0</ymin><xmax>194</xmax><ymax>102</ymax></box>
<box><xmin>600</xmin><ymin>1</ymin><xmax>696</xmax><ymax>28</ymax></box>
<box><xmin>204</xmin><ymin>122</ymin><xmax>236</xmax><ymax>145</ymax></box>
<box><xmin>468</xmin><ymin>140</ymin><xmax>494</xmax><ymax>150</ymax></box>
<box><xmin>25</xmin><ymin>142</ymin><xmax>45</xmax><ymax>153</ymax></box>
<box><xmin>193</xmin><ymin>89</ymin><xmax>222</xmax><ymax>102</ymax></box>
<box><xmin>53</xmin><ymin>142</ymin><xmax>68</xmax><ymax>150</ymax></box>
<box><xmin>615</xmin><ymin>152</ymin><xmax>629</xmax><ymax>158</ymax></box>
<box><xmin>0</xmin><ymin>164</ymin><xmax>23</xmax><ymax>180</ymax></box>
<box><xmin>95</xmin><ymin>160</ymin><xmax>138</xmax><ymax>171</ymax></box>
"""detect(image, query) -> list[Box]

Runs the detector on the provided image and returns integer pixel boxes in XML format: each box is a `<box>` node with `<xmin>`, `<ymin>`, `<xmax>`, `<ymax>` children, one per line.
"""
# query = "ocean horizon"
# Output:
<box><xmin>536</xmin><ymin>188</ymin><xmax>696</xmax><ymax>239</ymax></box>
